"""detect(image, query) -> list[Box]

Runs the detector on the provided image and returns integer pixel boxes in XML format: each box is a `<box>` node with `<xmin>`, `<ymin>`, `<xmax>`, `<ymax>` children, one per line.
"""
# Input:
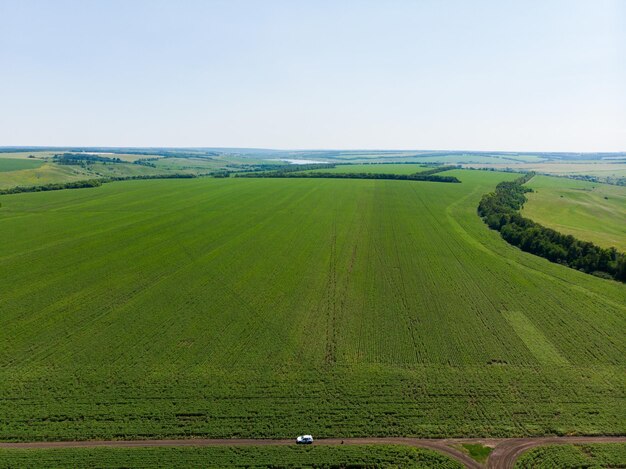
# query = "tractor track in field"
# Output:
<box><xmin>1</xmin><ymin>436</ymin><xmax>625</xmax><ymax>468</ymax></box>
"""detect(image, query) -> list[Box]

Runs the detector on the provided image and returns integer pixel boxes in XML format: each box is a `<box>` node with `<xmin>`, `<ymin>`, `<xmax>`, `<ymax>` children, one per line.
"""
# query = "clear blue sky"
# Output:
<box><xmin>1</xmin><ymin>0</ymin><xmax>624</xmax><ymax>151</ymax></box>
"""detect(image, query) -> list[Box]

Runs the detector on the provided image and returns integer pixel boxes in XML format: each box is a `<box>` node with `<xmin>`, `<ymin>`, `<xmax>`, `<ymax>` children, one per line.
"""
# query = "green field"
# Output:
<box><xmin>515</xmin><ymin>443</ymin><xmax>626</xmax><ymax>468</ymax></box>
<box><xmin>0</xmin><ymin>170</ymin><xmax>624</xmax><ymax>441</ymax></box>
<box><xmin>0</xmin><ymin>162</ymin><xmax>96</xmax><ymax>190</ymax></box>
<box><xmin>0</xmin><ymin>445</ymin><xmax>461</xmax><ymax>468</ymax></box>
<box><xmin>0</xmin><ymin>157</ymin><xmax>224</xmax><ymax>190</ymax></box>
<box><xmin>523</xmin><ymin>175</ymin><xmax>626</xmax><ymax>251</ymax></box>
<box><xmin>0</xmin><ymin>158</ymin><xmax>44</xmax><ymax>172</ymax></box>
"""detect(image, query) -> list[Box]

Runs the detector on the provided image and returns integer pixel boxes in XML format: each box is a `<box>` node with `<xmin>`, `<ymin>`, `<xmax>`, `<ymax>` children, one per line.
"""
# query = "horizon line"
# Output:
<box><xmin>1</xmin><ymin>145</ymin><xmax>625</xmax><ymax>155</ymax></box>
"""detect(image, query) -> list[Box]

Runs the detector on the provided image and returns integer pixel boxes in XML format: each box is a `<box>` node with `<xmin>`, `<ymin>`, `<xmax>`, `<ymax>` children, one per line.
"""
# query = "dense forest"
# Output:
<box><xmin>478</xmin><ymin>173</ymin><xmax>626</xmax><ymax>282</ymax></box>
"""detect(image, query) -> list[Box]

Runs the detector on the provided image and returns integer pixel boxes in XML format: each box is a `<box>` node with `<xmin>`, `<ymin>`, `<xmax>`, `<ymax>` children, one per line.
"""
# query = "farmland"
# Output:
<box><xmin>0</xmin><ymin>445</ymin><xmax>461</xmax><ymax>468</ymax></box>
<box><xmin>0</xmin><ymin>162</ymin><xmax>96</xmax><ymax>190</ymax></box>
<box><xmin>0</xmin><ymin>170</ymin><xmax>625</xmax><ymax>442</ymax></box>
<box><xmin>0</xmin><ymin>150</ymin><xmax>227</xmax><ymax>190</ymax></box>
<box><xmin>515</xmin><ymin>443</ymin><xmax>626</xmax><ymax>468</ymax></box>
<box><xmin>0</xmin><ymin>157</ymin><xmax>44</xmax><ymax>172</ymax></box>
<box><xmin>466</xmin><ymin>161</ymin><xmax>626</xmax><ymax>185</ymax></box>
<box><xmin>522</xmin><ymin>175</ymin><xmax>626</xmax><ymax>251</ymax></box>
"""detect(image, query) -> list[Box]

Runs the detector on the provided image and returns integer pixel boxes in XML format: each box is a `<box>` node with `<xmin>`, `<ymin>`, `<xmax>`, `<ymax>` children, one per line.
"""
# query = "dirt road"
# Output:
<box><xmin>1</xmin><ymin>436</ymin><xmax>625</xmax><ymax>468</ymax></box>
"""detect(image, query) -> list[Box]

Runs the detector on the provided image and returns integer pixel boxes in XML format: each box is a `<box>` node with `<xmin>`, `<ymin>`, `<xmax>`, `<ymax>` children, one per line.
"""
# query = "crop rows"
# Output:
<box><xmin>515</xmin><ymin>443</ymin><xmax>626</xmax><ymax>468</ymax></box>
<box><xmin>0</xmin><ymin>171</ymin><xmax>624</xmax><ymax>441</ymax></box>
<box><xmin>0</xmin><ymin>445</ymin><xmax>462</xmax><ymax>468</ymax></box>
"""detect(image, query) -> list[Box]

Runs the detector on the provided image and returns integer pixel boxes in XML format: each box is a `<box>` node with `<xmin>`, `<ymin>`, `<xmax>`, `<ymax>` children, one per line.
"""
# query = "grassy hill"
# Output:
<box><xmin>0</xmin><ymin>170</ymin><xmax>624</xmax><ymax>441</ymax></box>
<box><xmin>523</xmin><ymin>175</ymin><xmax>626</xmax><ymax>251</ymax></box>
<box><xmin>0</xmin><ymin>152</ymin><xmax>229</xmax><ymax>191</ymax></box>
<box><xmin>0</xmin><ymin>162</ymin><xmax>97</xmax><ymax>190</ymax></box>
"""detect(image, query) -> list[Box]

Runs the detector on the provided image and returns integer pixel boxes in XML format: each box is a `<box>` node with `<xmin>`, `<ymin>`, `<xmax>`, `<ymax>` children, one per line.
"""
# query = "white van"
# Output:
<box><xmin>296</xmin><ymin>434</ymin><xmax>314</xmax><ymax>444</ymax></box>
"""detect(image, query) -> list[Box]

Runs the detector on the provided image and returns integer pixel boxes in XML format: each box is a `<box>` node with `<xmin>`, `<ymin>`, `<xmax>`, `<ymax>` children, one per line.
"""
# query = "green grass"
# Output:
<box><xmin>0</xmin><ymin>159</ymin><xmax>223</xmax><ymax>191</ymax></box>
<box><xmin>459</xmin><ymin>443</ymin><xmax>493</xmax><ymax>463</ymax></box>
<box><xmin>0</xmin><ymin>445</ymin><xmax>462</xmax><ymax>468</ymax></box>
<box><xmin>0</xmin><ymin>158</ymin><xmax>44</xmax><ymax>172</ymax></box>
<box><xmin>523</xmin><ymin>175</ymin><xmax>626</xmax><ymax>251</ymax></box>
<box><xmin>502</xmin><ymin>311</ymin><xmax>568</xmax><ymax>366</ymax></box>
<box><xmin>0</xmin><ymin>170</ymin><xmax>624</xmax><ymax>441</ymax></box>
<box><xmin>515</xmin><ymin>443</ymin><xmax>626</xmax><ymax>468</ymax></box>
<box><xmin>0</xmin><ymin>162</ymin><xmax>95</xmax><ymax>189</ymax></box>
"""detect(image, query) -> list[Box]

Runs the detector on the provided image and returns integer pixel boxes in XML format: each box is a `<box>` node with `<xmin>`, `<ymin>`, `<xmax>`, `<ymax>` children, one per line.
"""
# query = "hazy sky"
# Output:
<box><xmin>1</xmin><ymin>0</ymin><xmax>624</xmax><ymax>151</ymax></box>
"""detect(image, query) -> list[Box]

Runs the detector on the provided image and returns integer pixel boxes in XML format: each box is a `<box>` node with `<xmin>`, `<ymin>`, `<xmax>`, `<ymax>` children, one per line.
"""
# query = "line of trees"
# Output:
<box><xmin>105</xmin><ymin>174</ymin><xmax>197</xmax><ymax>181</ymax></box>
<box><xmin>133</xmin><ymin>158</ymin><xmax>159</xmax><ymax>167</ymax></box>
<box><xmin>417</xmin><ymin>165</ymin><xmax>461</xmax><ymax>176</ymax></box>
<box><xmin>0</xmin><ymin>174</ymin><xmax>198</xmax><ymax>196</ymax></box>
<box><xmin>263</xmin><ymin>163</ymin><xmax>338</xmax><ymax>173</ymax></box>
<box><xmin>53</xmin><ymin>153</ymin><xmax>123</xmax><ymax>165</ymax></box>
<box><xmin>237</xmin><ymin>171</ymin><xmax>461</xmax><ymax>183</ymax></box>
<box><xmin>236</xmin><ymin>165</ymin><xmax>461</xmax><ymax>183</ymax></box>
<box><xmin>0</xmin><ymin>179</ymin><xmax>104</xmax><ymax>195</ymax></box>
<box><xmin>478</xmin><ymin>173</ymin><xmax>626</xmax><ymax>282</ymax></box>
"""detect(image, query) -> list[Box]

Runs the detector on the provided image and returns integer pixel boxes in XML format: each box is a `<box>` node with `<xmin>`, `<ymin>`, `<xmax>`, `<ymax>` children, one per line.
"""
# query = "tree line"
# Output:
<box><xmin>0</xmin><ymin>179</ymin><xmax>104</xmax><ymax>195</ymax></box>
<box><xmin>53</xmin><ymin>153</ymin><xmax>124</xmax><ymax>165</ymax></box>
<box><xmin>236</xmin><ymin>165</ymin><xmax>461</xmax><ymax>183</ymax></box>
<box><xmin>237</xmin><ymin>171</ymin><xmax>461</xmax><ymax>183</ymax></box>
<box><xmin>0</xmin><ymin>174</ymin><xmax>197</xmax><ymax>196</ymax></box>
<box><xmin>478</xmin><ymin>173</ymin><xmax>626</xmax><ymax>282</ymax></box>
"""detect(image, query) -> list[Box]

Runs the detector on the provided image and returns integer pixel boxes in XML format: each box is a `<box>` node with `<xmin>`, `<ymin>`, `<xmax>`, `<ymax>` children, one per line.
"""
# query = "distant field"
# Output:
<box><xmin>413</xmin><ymin>154</ymin><xmax>546</xmax><ymax>164</ymax></box>
<box><xmin>0</xmin><ymin>163</ymin><xmax>95</xmax><ymax>190</ymax></box>
<box><xmin>153</xmin><ymin>157</ymin><xmax>226</xmax><ymax>171</ymax></box>
<box><xmin>0</xmin><ymin>157</ymin><xmax>225</xmax><ymax>190</ymax></box>
<box><xmin>281</xmin><ymin>151</ymin><xmax>547</xmax><ymax>164</ymax></box>
<box><xmin>467</xmin><ymin>162</ymin><xmax>626</xmax><ymax>180</ymax></box>
<box><xmin>80</xmin><ymin>152</ymin><xmax>165</xmax><ymax>162</ymax></box>
<box><xmin>86</xmin><ymin>162</ymin><xmax>176</xmax><ymax>178</ymax></box>
<box><xmin>0</xmin><ymin>151</ymin><xmax>169</xmax><ymax>163</ymax></box>
<box><xmin>523</xmin><ymin>175</ymin><xmax>626</xmax><ymax>251</ymax></box>
<box><xmin>0</xmin><ymin>157</ymin><xmax>44</xmax><ymax>172</ymax></box>
<box><xmin>308</xmin><ymin>163</ymin><xmax>431</xmax><ymax>174</ymax></box>
<box><xmin>515</xmin><ymin>443</ymin><xmax>626</xmax><ymax>468</ymax></box>
<box><xmin>0</xmin><ymin>445</ymin><xmax>461</xmax><ymax>468</ymax></box>
<box><xmin>0</xmin><ymin>151</ymin><xmax>59</xmax><ymax>159</ymax></box>
<box><xmin>1</xmin><ymin>170</ymin><xmax>624</xmax><ymax>441</ymax></box>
